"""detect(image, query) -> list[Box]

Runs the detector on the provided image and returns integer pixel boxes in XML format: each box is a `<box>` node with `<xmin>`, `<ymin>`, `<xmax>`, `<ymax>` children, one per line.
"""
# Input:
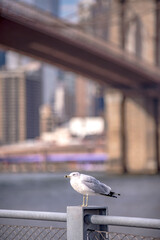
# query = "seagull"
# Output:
<box><xmin>65</xmin><ymin>172</ymin><xmax>120</xmax><ymax>207</ymax></box>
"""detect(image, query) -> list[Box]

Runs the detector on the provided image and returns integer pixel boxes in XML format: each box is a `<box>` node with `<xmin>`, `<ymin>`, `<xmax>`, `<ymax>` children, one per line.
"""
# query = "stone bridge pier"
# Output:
<box><xmin>106</xmin><ymin>90</ymin><xmax>160</xmax><ymax>173</ymax></box>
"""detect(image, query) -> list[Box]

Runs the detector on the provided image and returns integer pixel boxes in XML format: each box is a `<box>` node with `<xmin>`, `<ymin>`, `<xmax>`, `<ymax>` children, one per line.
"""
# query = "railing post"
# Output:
<box><xmin>67</xmin><ymin>206</ymin><xmax>108</xmax><ymax>240</ymax></box>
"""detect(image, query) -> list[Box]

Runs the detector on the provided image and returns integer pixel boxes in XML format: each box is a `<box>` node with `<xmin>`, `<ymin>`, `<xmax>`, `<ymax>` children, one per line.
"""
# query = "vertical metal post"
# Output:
<box><xmin>67</xmin><ymin>206</ymin><xmax>108</xmax><ymax>240</ymax></box>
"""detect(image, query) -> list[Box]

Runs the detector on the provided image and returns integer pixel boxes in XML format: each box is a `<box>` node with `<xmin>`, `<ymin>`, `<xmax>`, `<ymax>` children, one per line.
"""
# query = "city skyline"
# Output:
<box><xmin>0</xmin><ymin>0</ymin><xmax>105</xmax><ymax>146</ymax></box>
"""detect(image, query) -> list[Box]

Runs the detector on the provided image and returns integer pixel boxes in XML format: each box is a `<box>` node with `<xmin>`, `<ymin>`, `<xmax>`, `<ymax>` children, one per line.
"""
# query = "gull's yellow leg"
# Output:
<box><xmin>85</xmin><ymin>195</ymin><xmax>89</xmax><ymax>207</ymax></box>
<box><xmin>82</xmin><ymin>195</ymin><xmax>85</xmax><ymax>207</ymax></box>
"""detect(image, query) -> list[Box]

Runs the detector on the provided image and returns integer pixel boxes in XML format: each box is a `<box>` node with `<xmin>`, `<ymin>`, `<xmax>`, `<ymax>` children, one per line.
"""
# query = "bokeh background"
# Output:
<box><xmin>0</xmin><ymin>0</ymin><xmax>160</xmax><ymax>238</ymax></box>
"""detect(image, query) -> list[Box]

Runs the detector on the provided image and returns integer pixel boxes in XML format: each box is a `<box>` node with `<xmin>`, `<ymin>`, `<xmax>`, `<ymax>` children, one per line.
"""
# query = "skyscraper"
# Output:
<box><xmin>39</xmin><ymin>104</ymin><xmax>54</xmax><ymax>134</ymax></box>
<box><xmin>25</xmin><ymin>65</ymin><xmax>42</xmax><ymax>139</ymax></box>
<box><xmin>54</xmin><ymin>70</ymin><xmax>76</xmax><ymax>124</ymax></box>
<box><xmin>0</xmin><ymin>63</ymin><xmax>42</xmax><ymax>145</ymax></box>
<box><xmin>0</xmin><ymin>51</ymin><xmax>6</xmax><ymax>68</ymax></box>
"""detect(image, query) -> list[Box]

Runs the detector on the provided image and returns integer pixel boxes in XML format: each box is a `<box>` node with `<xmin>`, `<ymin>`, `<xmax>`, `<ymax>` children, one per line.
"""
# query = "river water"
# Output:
<box><xmin>0</xmin><ymin>173</ymin><xmax>160</xmax><ymax>237</ymax></box>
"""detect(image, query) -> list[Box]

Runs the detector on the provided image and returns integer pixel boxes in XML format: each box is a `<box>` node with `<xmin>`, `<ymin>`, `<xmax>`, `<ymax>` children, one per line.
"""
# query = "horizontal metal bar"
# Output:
<box><xmin>0</xmin><ymin>209</ymin><xmax>67</xmax><ymax>222</ymax></box>
<box><xmin>1</xmin><ymin>209</ymin><xmax>160</xmax><ymax>230</ymax></box>
<box><xmin>86</xmin><ymin>215</ymin><xmax>160</xmax><ymax>230</ymax></box>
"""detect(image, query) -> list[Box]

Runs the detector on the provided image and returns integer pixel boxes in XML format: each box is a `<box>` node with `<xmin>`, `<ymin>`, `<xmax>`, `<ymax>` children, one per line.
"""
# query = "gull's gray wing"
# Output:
<box><xmin>80</xmin><ymin>174</ymin><xmax>111</xmax><ymax>195</ymax></box>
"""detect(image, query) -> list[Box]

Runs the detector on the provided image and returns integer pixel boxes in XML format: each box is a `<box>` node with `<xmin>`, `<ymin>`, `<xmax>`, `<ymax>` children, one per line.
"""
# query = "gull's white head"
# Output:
<box><xmin>65</xmin><ymin>172</ymin><xmax>80</xmax><ymax>179</ymax></box>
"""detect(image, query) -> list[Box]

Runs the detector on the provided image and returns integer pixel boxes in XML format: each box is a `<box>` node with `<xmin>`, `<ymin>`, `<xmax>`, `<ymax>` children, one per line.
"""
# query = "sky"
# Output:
<box><xmin>60</xmin><ymin>0</ymin><xmax>79</xmax><ymax>18</ymax></box>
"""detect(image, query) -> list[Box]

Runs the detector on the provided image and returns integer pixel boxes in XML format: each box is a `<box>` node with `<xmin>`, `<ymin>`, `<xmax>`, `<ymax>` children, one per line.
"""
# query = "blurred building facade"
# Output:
<box><xmin>0</xmin><ymin>63</ymin><xmax>42</xmax><ymax>145</ymax></box>
<box><xmin>53</xmin><ymin>70</ymin><xmax>76</xmax><ymax>125</ymax></box>
<box><xmin>77</xmin><ymin>0</ymin><xmax>106</xmax><ymax>118</ymax></box>
<box><xmin>0</xmin><ymin>51</ymin><xmax>6</xmax><ymax>68</ymax></box>
<box><xmin>39</xmin><ymin>104</ymin><xmax>54</xmax><ymax>134</ymax></box>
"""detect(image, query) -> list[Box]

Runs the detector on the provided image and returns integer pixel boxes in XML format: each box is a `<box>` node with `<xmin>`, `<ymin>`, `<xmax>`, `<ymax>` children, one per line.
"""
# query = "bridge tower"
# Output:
<box><xmin>106</xmin><ymin>0</ymin><xmax>160</xmax><ymax>173</ymax></box>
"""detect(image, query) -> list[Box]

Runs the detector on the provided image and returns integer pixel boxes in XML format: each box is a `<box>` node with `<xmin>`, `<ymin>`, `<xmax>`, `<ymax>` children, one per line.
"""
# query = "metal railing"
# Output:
<box><xmin>86</xmin><ymin>215</ymin><xmax>160</xmax><ymax>229</ymax></box>
<box><xmin>0</xmin><ymin>209</ymin><xmax>67</xmax><ymax>240</ymax></box>
<box><xmin>0</xmin><ymin>209</ymin><xmax>67</xmax><ymax>222</ymax></box>
<box><xmin>0</xmin><ymin>207</ymin><xmax>160</xmax><ymax>240</ymax></box>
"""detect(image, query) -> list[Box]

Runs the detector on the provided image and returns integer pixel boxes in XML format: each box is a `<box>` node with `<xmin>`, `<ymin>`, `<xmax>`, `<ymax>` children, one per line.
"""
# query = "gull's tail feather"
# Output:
<box><xmin>109</xmin><ymin>191</ymin><xmax>121</xmax><ymax>198</ymax></box>
<box><xmin>100</xmin><ymin>191</ymin><xmax>121</xmax><ymax>198</ymax></box>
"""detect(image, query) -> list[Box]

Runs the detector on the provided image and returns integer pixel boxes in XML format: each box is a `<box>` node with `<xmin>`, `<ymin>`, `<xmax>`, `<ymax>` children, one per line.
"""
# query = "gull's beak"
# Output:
<box><xmin>65</xmin><ymin>175</ymin><xmax>70</xmax><ymax>178</ymax></box>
